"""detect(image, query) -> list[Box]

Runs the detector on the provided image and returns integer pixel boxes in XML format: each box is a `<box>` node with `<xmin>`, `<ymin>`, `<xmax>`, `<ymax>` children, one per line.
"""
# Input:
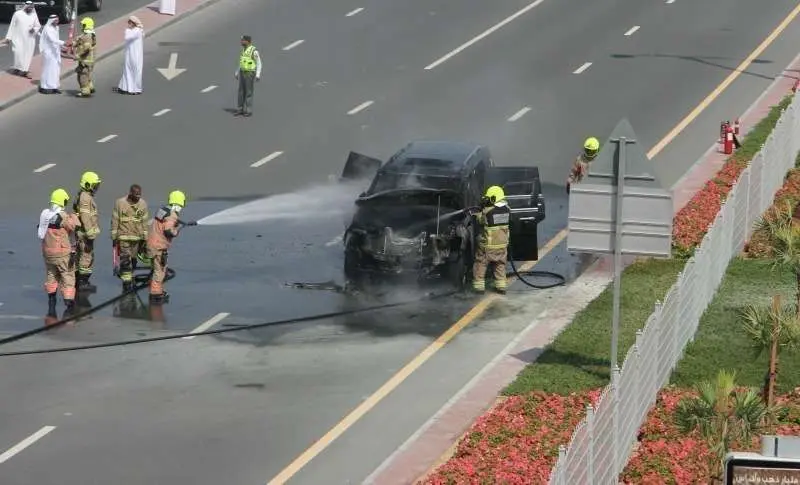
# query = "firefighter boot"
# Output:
<box><xmin>63</xmin><ymin>298</ymin><xmax>76</xmax><ymax>318</ymax></box>
<box><xmin>77</xmin><ymin>274</ymin><xmax>97</xmax><ymax>293</ymax></box>
<box><xmin>47</xmin><ymin>292</ymin><xmax>57</xmax><ymax>317</ymax></box>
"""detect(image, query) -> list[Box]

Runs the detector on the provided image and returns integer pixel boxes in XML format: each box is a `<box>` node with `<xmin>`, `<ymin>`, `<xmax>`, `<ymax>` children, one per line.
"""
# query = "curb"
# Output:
<box><xmin>367</xmin><ymin>47</ymin><xmax>800</xmax><ymax>485</ymax></box>
<box><xmin>0</xmin><ymin>0</ymin><xmax>224</xmax><ymax>112</ymax></box>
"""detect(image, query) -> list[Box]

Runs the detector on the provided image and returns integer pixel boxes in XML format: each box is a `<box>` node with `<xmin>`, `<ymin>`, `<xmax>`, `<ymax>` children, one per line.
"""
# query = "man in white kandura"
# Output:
<box><xmin>117</xmin><ymin>16</ymin><xmax>144</xmax><ymax>95</ymax></box>
<box><xmin>3</xmin><ymin>1</ymin><xmax>41</xmax><ymax>78</ymax></box>
<box><xmin>158</xmin><ymin>0</ymin><xmax>176</xmax><ymax>15</ymax></box>
<box><xmin>38</xmin><ymin>15</ymin><xmax>65</xmax><ymax>95</ymax></box>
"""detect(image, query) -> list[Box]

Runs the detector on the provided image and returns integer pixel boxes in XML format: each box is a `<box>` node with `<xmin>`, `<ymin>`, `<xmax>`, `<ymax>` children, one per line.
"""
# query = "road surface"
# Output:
<box><xmin>0</xmin><ymin>0</ymin><xmax>799</xmax><ymax>483</ymax></box>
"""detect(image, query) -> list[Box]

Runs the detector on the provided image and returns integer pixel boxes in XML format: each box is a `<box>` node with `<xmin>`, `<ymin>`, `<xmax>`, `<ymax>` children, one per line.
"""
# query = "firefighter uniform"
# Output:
<box><xmin>73</xmin><ymin>17</ymin><xmax>96</xmax><ymax>97</ymax></box>
<box><xmin>566</xmin><ymin>137</ymin><xmax>601</xmax><ymax>192</ymax></box>
<box><xmin>472</xmin><ymin>185</ymin><xmax>511</xmax><ymax>294</ymax></box>
<box><xmin>74</xmin><ymin>171</ymin><xmax>101</xmax><ymax>292</ymax></box>
<box><xmin>111</xmin><ymin>188</ymin><xmax>149</xmax><ymax>290</ymax></box>
<box><xmin>39</xmin><ymin>188</ymin><xmax>81</xmax><ymax>315</ymax></box>
<box><xmin>146</xmin><ymin>190</ymin><xmax>186</xmax><ymax>303</ymax></box>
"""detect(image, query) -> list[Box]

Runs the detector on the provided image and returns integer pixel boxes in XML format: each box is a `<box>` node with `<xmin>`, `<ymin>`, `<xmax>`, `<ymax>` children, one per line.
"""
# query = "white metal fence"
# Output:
<box><xmin>548</xmin><ymin>93</ymin><xmax>800</xmax><ymax>485</ymax></box>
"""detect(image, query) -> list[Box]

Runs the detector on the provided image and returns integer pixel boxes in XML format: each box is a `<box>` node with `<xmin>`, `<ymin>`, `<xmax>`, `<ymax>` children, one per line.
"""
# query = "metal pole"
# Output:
<box><xmin>610</xmin><ymin>136</ymin><xmax>633</xmax><ymax>374</ymax></box>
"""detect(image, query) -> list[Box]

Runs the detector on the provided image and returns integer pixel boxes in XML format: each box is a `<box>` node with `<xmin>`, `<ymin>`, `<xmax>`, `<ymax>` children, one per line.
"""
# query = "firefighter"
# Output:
<box><xmin>74</xmin><ymin>171</ymin><xmax>101</xmax><ymax>292</ymax></box>
<box><xmin>73</xmin><ymin>17</ymin><xmax>96</xmax><ymax>97</ymax></box>
<box><xmin>38</xmin><ymin>188</ymin><xmax>81</xmax><ymax>316</ymax></box>
<box><xmin>566</xmin><ymin>136</ymin><xmax>601</xmax><ymax>193</ymax></box>
<box><xmin>111</xmin><ymin>184</ymin><xmax>149</xmax><ymax>291</ymax></box>
<box><xmin>146</xmin><ymin>190</ymin><xmax>187</xmax><ymax>303</ymax></box>
<box><xmin>472</xmin><ymin>185</ymin><xmax>511</xmax><ymax>295</ymax></box>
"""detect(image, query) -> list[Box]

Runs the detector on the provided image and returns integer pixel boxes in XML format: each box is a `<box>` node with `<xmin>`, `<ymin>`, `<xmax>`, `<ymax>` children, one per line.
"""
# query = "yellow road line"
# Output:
<box><xmin>267</xmin><ymin>5</ymin><xmax>800</xmax><ymax>481</ymax></box>
<box><xmin>647</xmin><ymin>0</ymin><xmax>800</xmax><ymax>159</ymax></box>
<box><xmin>266</xmin><ymin>230</ymin><xmax>567</xmax><ymax>485</ymax></box>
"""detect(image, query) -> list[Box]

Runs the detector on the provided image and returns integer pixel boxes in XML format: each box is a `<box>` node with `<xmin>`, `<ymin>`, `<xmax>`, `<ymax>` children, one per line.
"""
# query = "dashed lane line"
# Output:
<box><xmin>507</xmin><ymin>107</ymin><xmax>531</xmax><ymax>122</ymax></box>
<box><xmin>346</xmin><ymin>7</ymin><xmax>364</xmax><ymax>16</ymax></box>
<box><xmin>424</xmin><ymin>0</ymin><xmax>546</xmax><ymax>70</ymax></box>
<box><xmin>283</xmin><ymin>39</ymin><xmax>305</xmax><ymax>51</ymax></box>
<box><xmin>250</xmin><ymin>151</ymin><xmax>284</xmax><ymax>168</ymax></box>
<box><xmin>573</xmin><ymin>62</ymin><xmax>592</xmax><ymax>74</ymax></box>
<box><xmin>201</xmin><ymin>85</ymin><xmax>218</xmax><ymax>93</ymax></box>
<box><xmin>0</xmin><ymin>426</ymin><xmax>56</xmax><ymax>464</ymax></box>
<box><xmin>183</xmin><ymin>312</ymin><xmax>230</xmax><ymax>340</ymax></box>
<box><xmin>97</xmin><ymin>134</ymin><xmax>117</xmax><ymax>143</ymax></box>
<box><xmin>153</xmin><ymin>108</ymin><xmax>171</xmax><ymax>117</ymax></box>
<box><xmin>624</xmin><ymin>25</ymin><xmax>640</xmax><ymax>36</ymax></box>
<box><xmin>666</xmin><ymin>0</ymin><xmax>675</xmax><ymax>3</ymax></box>
<box><xmin>347</xmin><ymin>100</ymin><xmax>374</xmax><ymax>115</ymax></box>
<box><xmin>33</xmin><ymin>163</ymin><xmax>56</xmax><ymax>173</ymax></box>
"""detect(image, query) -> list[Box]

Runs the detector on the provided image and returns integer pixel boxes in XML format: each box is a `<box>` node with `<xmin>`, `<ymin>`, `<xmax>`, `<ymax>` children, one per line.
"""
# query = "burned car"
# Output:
<box><xmin>339</xmin><ymin>140</ymin><xmax>546</xmax><ymax>289</ymax></box>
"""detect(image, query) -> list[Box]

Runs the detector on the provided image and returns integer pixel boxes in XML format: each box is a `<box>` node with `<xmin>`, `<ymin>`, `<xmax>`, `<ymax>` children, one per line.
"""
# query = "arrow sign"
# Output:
<box><xmin>157</xmin><ymin>53</ymin><xmax>186</xmax><ymax>80</ymax></box>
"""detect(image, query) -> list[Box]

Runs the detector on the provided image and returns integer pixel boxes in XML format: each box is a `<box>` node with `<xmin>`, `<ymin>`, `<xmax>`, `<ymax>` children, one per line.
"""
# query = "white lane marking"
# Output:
<box><xmin>183</xmin><ymin>312</ymin><xmax>230</xmax><ymax>340</ymax></box>
<box><xmin>347</xmin><ymin>100</ymin><xmax>374</xmax><ymax>115</ymax></box>
<box><xmin>283</xmin><ymin>39</ymin><xmax>305</xmax><ymax>51</ymax></box>
<box><xmin>325</xmin><ymin>235</ymin><xmax>343</xmax><ymax>247</ymax></box>
<box><xmin>624</xmin><ymin>25</ymin><xmax>640</xmax><ymax>36</ymax></box>
<box><xmin>424</xmin><ymin>0</ymin><xmax>546</xmax><ymax>70</ymax></box>
<box><xmin>666</xmin><ymin>0</ymin><xmax>675</xmax><ymax>3</ymax></box>
<box><xmin>201</xmin><ymin>85</ymin><xmax>218</xmax><ymax>93</ymax></box>
<box><xmin>153</xmin><ymin>108</ymin><xmax>171</xmax><ymax>117</ymax></box>
<box><xmin>250</xmin><ymin>151</ymin><xmax>284</xmax><ymax>168</ymax></box>
<box><xmin>97</xmin><ymin>134</ymin><xmax>117</xmax><ymax>143</ymax></box>
<box><xmin>507</xmin><ymin>107</ymin><xmax>531</xmax><ymax>122</ymax></box>
<box><xmin>573</xmin><ymin>62</ymin><xmax>592</xmax><ymax>74</ymax></box>
<box><xmin>346</xmin><ymin>7</ymin><xmax>364</xmax><ymax>16</ymax></box>
<box><xmin>0</xmin><ymin>426</ymin><xmax>56</xmax><ymax>464</ymax></box>
<box><xmin>33</xmin><ymin>163</ymin><xmax>56</xmax><ymax>173</ymax></box>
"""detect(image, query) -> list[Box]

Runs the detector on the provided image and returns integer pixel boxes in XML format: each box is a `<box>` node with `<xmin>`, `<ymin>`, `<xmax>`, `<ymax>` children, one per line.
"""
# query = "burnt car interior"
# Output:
<box><xmin>339</xmin><ymin>142</ymin><xmax>546</xmax><ymax>289</ymax></box>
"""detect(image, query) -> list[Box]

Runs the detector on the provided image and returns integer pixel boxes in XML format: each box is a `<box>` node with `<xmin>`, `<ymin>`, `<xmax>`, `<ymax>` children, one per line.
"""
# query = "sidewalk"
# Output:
<box><xmin>0</xmin><ymin>0</ymin><xmax>222</xmax><ymax>111</ymax></box>
<box><xmin>366</xmin><ymin>49</ymin><xmax>800</xmax><ymax>485</ymax></box>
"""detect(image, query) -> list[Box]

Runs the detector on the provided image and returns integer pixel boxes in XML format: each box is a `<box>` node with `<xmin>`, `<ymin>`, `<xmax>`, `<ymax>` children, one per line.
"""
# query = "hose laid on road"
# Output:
<box><xmin>507</xmin><ymin>258</ymin><xmax>566</xmax><ymax>290</ymax></box>
<box><xmin>0</xmin><ymin>268</ymin><xmax>176</xmax><ymax>347</ymax></box>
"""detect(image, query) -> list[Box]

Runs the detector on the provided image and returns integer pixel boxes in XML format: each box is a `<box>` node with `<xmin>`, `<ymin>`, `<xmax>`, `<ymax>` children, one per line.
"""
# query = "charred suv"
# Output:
<box><xmin>339</xmin><ymin>140</ymin><xmax>546</xmax><ymax>289</ymax></box>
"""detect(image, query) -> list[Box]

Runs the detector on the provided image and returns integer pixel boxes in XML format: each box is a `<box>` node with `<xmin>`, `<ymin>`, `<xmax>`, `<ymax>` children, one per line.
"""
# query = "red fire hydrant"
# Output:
<box><xmin>721</xmin><ymin>121</ymin><xmax>734</xmax><ymax>155</ymax></box>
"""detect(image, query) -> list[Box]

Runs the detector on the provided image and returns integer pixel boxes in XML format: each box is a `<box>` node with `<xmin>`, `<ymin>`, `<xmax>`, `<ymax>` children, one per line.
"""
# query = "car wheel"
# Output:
<box><xmin>88</xmin><ymin>0</ymin><xmax>102</xmax><ymax>11</ymax></box>
<box><xmin>59</xmin><ymin>1</ymin><xmax>73</xmax><ymax>23</ymax></box>
<box><xmin>344</xmin><ymin>242</ymin><xmax>365</xmax><ymax>290</ymax></box>
<box><xmin>446</xmin><ymin>240</ymin><xmax>472</xmax><ymax>291</ymax></box>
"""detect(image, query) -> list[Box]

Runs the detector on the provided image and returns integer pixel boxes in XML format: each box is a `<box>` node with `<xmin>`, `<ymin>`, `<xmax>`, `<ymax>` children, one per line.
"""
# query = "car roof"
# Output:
<box><xmin>384</xmin><ymin>141</ymin><xmax>483</xmax><ymax>175</ymax></box>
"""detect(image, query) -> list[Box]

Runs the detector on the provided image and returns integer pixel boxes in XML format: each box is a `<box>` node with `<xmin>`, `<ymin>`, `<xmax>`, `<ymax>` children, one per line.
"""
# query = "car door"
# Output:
<box><xmin>485</xmin><ymin>166</ymin><xmax>546</xmax><ymax>261</ymax></box>
<box><xmin>341</xmin><ymin>151</ymin><xmax>383</xmax><ymax>181</ymax></box>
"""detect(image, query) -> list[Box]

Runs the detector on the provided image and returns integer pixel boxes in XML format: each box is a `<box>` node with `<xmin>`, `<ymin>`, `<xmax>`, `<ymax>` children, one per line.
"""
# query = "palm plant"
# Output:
<box><xmin>753</xmin><ymin>199</ymin><xmax>800</xmax><ymax>312</ymax></box>
<box><xmin>674</xmin><ymin>370</ymin><xmax>769</xmax><ymax>483</ymax></box>
<box><xmin>740</xmin><ymin>294</ymin><xmax>800</xmax><ymax>407</ymax></box>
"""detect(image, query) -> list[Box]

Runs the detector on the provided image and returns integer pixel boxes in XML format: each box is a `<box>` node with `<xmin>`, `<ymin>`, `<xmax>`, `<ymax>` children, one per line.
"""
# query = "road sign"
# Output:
<box><xmin>566</xmin><ymin>118</ymin><xmax>674</xmax><ymax>373</ymax></box>
<box><xmin>725</xmin><ymin>437</ymin><xmax>800</xmax><ymax>485</ymax></box>
<box><xmin>567</xmin><ymin>118</ymin><xmax>673</xmax><ymax>257</ymax></box>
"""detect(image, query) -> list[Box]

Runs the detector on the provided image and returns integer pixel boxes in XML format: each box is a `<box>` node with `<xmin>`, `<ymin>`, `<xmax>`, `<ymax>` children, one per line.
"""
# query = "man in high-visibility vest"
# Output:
<box><xmin>234</xmin><ymin>35</ymin><xmax>262</xmax><ymax>117</ymax></box>
<box><xmin>471</xmin><ymin>185</ymin><xmax>511</xmax><ymax>295</ymax></box>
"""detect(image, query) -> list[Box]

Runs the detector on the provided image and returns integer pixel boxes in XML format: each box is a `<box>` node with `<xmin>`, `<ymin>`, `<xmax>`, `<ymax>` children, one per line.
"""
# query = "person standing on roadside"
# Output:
<box><xmin>117</xmin><ymin>16</ymin><xmax>144</xmax><ymax>95</ymax></box>
<box><xmin>38</xmin><ymin>15</ymin><xmax>64</xmax><ymax>95</ymax></box>
<box><xmin>111</xmin><ymin>184</ymin><xmax>149</xmax><ymax>291</ymax></box>
<box><xmin>234</xmin><ymin>35</ymin><xmax>261</xmax><ymax>117</ymax></box>
<box><xmin>72</xmin><ymin>17</ymin><xmax>96</xmax><ymax>98</ymax></box>
<box><xmin>2</xmin><ymin>1</ymin><xmax>40</xmax><ymax>79</ymax></box>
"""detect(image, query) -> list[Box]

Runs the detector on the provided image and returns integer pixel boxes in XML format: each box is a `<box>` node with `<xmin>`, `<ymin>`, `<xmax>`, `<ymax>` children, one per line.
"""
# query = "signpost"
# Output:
<box><xmin>724</xmin><ymin>436</ymin><xmax>800</xmax><ymax>485</ymax></box>
<box><xmin>567</xmin><ymin>118</ymin><xmax>673</xmax><ymax>373</ymax></box>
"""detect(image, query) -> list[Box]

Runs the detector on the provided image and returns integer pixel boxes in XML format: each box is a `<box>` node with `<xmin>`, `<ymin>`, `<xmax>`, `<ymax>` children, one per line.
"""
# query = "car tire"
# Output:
<box><xmin>344</xmin><ymin>240</ymin><xmax>365</xmax><ymax>290</ymax></box>
<box><xmin>88</xmin><ymin>0</ymin><xmax>102</xmax><ymax>11</ymax></box>
<box><xmin>58</xmin><ymin>1</ymin><xmax>74</xmax><ymax>23</ymax></box>
<box><xmin>446</xmin><ymin>239</ymin><xmax>472</xmax><ymax>291</ymax></box>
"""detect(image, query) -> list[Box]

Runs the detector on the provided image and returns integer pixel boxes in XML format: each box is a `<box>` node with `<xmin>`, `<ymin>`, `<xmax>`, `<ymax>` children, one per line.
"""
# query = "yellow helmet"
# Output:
<box><xmin>80</xmin><ymin>17</ymin><xmax>94</xmax><ymax>30</ymax></box>
<box><xmin>168</xmin><ymin>190</ymin><xmax>187</xmax><ymax>207</ymax></box>
<box><xmin>484</xmin><ymin>185</ymin><xmax>505</xmax><ymax>204</ymax></box>
<box><xmin>583</xmin><ymin>137</ymin><xmax>600</xmax><ymax>159</ymax></box>
<box><xmin>50</xmin><ymin>188</ymin><xmax>70</xmax><ymax>207</ymax></box>
<box><xmin>80</xmin><ymin>171</ymin><xmax>101</xmax><ymax>191</ymax></box>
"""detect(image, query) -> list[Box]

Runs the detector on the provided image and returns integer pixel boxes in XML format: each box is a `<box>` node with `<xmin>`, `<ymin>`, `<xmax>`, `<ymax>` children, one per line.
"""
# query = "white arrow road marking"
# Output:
<box><xmin>157</xmin><ymin>53</ymin><xmax>187</xmax><ymax>80</ymax></box>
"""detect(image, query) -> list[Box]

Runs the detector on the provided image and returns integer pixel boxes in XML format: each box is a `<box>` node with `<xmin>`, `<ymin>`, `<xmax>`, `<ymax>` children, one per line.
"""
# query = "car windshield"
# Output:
<box><xmin>370</xmin><ymin>170</ymin><xmax>460</xmax><ymax>193</ymax></box>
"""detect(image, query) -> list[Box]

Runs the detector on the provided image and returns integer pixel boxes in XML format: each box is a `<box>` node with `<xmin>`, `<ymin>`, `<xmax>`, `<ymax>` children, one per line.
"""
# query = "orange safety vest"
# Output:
<box><xmin>42</xmin><ymin>212</ymin><xmax>78</xmax><ymax>258</ymax></box>
<box><xmin>147</xmin><ymin>207</ymin><xmax>180</xmax><ymax>251</ymax></box>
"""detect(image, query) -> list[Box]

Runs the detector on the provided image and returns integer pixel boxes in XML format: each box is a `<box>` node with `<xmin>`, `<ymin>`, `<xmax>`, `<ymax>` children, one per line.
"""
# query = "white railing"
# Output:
<box><xmin>548</xmin><ymin>93</ymin><xmax>800</xmax><ymax>485</ymax></box>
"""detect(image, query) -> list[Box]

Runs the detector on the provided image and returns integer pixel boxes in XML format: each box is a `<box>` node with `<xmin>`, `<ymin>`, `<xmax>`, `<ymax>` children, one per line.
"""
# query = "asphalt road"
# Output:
<box><xmin>0</xmin><ymin>0</ymin><xmax>799</xmax><ymax>483</ymax></box>
<box><xmin>0</xmin><ymin>0</ymin><xmax>153</xmax><ymax>71</ymax></box>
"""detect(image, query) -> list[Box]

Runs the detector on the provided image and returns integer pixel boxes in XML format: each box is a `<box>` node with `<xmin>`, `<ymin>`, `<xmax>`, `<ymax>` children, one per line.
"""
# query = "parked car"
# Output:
<box><xmin>0</xmin><ymin>0</ymin><xmax>101</xmax><ymax>24</ymax></box>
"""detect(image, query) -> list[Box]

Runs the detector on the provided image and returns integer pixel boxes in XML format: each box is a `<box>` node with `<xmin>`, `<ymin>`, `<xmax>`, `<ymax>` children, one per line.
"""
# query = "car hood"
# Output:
<box><xmin>350</xmin><ymin>188</ymin><xmax>465</xmax><ymax>237</ymax></box>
